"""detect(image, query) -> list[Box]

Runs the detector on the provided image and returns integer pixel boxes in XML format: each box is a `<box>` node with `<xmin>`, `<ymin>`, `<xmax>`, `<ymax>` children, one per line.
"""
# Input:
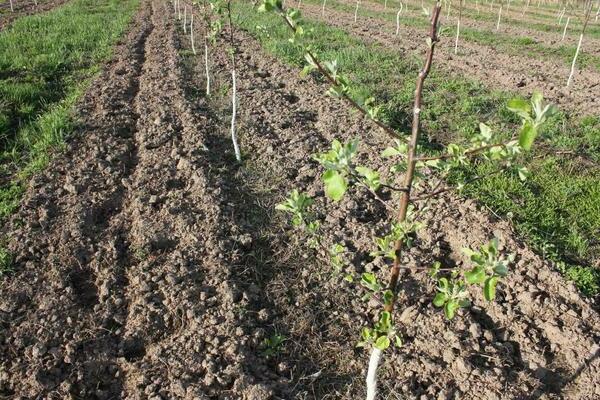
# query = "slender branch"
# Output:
<box><xmin>415</xmin><ymin>141</ymin><xmax>510</xmax><ymax>162</ymax></box>
<box><xmin>278</xmin><ymin>13</ymin><xmax>400</xmax><ymax>140</ymax></box>
<box><xmin>411</xmin><ymin>168</ymin><xmax>504</xmax><ymax>201</ymax></box>
<box><xmin>348</xmin><ymin>171</ymin><xmax>396</xmax><ymax>211</ymax></box>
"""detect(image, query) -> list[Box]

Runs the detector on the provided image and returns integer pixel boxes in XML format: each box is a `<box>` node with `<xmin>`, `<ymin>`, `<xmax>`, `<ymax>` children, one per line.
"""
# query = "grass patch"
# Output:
<box><xmin>0</xmin><ymin>0</ymin><xmax>140</xmax><ymax>220</ymax></box>
<box><xmin>311</xmin><ymin>0</ymin><xmax>600</xmax><ymax>72</ymax></box>
<box><xmin>234</xmin><ymin>2</ymin><xmax>600</xmax><ymax>295</ymax></box>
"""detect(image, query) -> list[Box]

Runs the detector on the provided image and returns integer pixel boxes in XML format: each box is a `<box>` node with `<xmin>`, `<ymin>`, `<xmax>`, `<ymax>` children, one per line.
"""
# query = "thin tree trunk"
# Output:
<box><xmin>355</xmin><ymin>0</ymin><xmax>359</xmax><ymax>22</ymax></box>
<box><xmin>10</xmin><ymin>0</ymin><xmax>14</xmax><ymax>12</ymax></box>
<box><xmin>366</xmin><ymin>3</ymin><xmax>442</xmax><ymax>397</ymax></box>
<box><xmin>322</xmin><ymin>0</ymin><xmax>327</xmax><ymax>17</ymax></box>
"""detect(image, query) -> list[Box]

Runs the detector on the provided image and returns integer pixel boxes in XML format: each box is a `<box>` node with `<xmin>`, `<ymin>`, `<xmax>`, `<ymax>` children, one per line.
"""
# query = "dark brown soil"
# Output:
<box><xmin>0</xmin><ymin>0</ymin><xmax>70</xmax><ymax>30</ymax></box>
<box><xmin>0</xmin><ymin>0</ymin><xmax>599</xmax><ymax>399</ymax></box>
<box><xmin>302</xmin><ymin>0</ymin><xmax>600</xmax><ymax>116</ymax></box>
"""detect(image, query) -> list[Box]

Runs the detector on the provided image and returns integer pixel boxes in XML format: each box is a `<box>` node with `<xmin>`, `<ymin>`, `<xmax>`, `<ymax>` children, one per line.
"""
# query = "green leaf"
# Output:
<box><xmin>433</xmin><ymin>292</ymin><xmax>448</xmax><ymax>307</ymax></box>
<box><xmin>383</xmin><ymin>290</ymin><xmax>394</xmax><ymax>306</ymax></box>
<box><xmin>518</xmin><ymin>121</ymin><xmax>537</xmax><ymax>151</ymax></box>
<box><xmin>355</xmin><ymin>166</ymin><xmax>380</xmax><ymax>190</ymax></box>
<box><xmin>494</xmin><ymin>263</ymin><xmax>508</xmax><ymax>277</ymax></box>
<box><xmin>361</xmin><ymin>272</ymin><xmax>380</xmax><ymax>292</ymax></box>
<box><xmin>438</xmin><ymin>277</ymin><xmax>449</xmax><ymax>291</ymax></box>
<box><xmin>394</xmin><ymin>335</ymin><xmax>403</xmax><ymax>348</ymax></box>
<box><xmin>322</xmin><ymin>170</ymin><xmax>347</xmax><ymax>201</ymax></box>
<box><xmin>483</xmin><ymin>276</ymin><xmax>499</xmax><ymax>301</ymax></box>
<box><xmin>479</xmin><ymin>123</ymin><xmax>493</xmax><ymax>141</ymax></box>
<box><xmin>507</xmin><ymin>98</ymin><xmax>531</xmax><ymax>119</ymax></box>
<box><xmin>376</xmin><ymin>311</ymin><xmax>392</xmax><ymax>333</ymax></box>
<box><xmin>465</xmin><ymin>266</ymin><xmax>486</xmax><ymax>285</ymax></box>
<box><xmin>275</xmin><ymin>203</ymin><xmax>291</xmax><ymax>212</ymax></box>
<box><xmin>374</xmin><ymin>336</ymin><xmax>390</xmax><ymax>350</ymax></box>
<box><xmin>382</xmin><ymin>147</ymin><xmax>401</xmax><ymax>158</ymax></box>
<box><xmin>444</xmin><ymin>300</ymin><xmax>460</xmax><ymax>320</ymax></box>
<box><xmin>517</xmin><ymin>166</ymin><xmax>530</xmax><ymax>181</ymax></box>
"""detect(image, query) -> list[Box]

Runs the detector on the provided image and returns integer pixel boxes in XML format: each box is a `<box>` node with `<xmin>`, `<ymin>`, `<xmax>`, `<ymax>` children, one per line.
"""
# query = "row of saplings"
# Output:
<box><xmin>173</xmin><ymin>0</ymin><xmax>557</xmax><ymax>398</ymax></box>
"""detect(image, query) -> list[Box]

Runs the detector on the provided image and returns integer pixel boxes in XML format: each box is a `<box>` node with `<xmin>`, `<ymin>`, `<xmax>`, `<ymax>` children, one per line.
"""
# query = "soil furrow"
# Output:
<box><xmin>111</xmin><ymin>0</ymin><xmax>276</xmax><ymax>397</ymax></box>
<box><xmin>0</xmin><ymin>1</ymin><xmax>153</xmax><ymax>397</ymax></box>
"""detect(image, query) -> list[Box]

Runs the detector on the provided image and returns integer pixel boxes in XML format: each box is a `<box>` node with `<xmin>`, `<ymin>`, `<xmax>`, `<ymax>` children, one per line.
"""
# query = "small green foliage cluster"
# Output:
<box><xmin>261</xmin><ymin>332</ymin><xmax>286</xmax><ymax>356</ymax></box>
<box><xmin>431</xmin><ymin>238</ymin><xmax>514</xmax><ymax>319</ymax></box>
<box><xmin>357</xmin><ymin>311</ymin><xmax>402</xmax><ymax>350</ymax></box>
<box><xmin>371</xmin><ymin>207</ymin><xmax>423</xmax><ymax>259</ymax></box>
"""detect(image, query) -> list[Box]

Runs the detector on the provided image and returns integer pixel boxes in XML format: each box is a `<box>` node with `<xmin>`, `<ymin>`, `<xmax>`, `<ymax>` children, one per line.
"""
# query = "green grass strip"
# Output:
<box><xmin>310</xmin><ymin>0</ymin><xmax>600</xmax><ymax>72</ymax></box>
<box><xmin>234</xmin><ymin>2</ymin><xmax>600</xmax><ymax>295</ymax></box>
<box><xmin>0</xmin><ymin>0</ymin><xmax>140</xmax><ymax>221</ymax></box>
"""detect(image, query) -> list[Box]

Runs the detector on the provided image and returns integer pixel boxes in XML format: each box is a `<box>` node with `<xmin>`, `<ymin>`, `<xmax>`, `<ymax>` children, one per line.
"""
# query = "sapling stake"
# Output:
<box><xmin>354</xmin><ymin>0</ymin><xmax>359</xmax><ymax>22</ymax></box>
<box><xmin>562</xmin><ymin>15</ymin><xmax>570</xmax><ymax>40</ymax></box>
<box><xmin>522</xmin><ymin>0</ymin><xmax>530</xmax><ymax>15</ymax></box>
<box><xmin>558</xmin><ymin>7</ymin><xmax>566</xmax><ymax>24</ymax></box>
<box><xmin>184</xmin><ymin>6</ymin><xmax>188</xmax><ymax>33</ymax></box>
<box><xmin>567</xmin><ymin>2</ymin><xmax>593</xmax><ymax>87</ymax></box>
<box><xmin>9</xmin><ymin>0</ymin><xmax>14</xmax><ymax>13</ymax></box>
<box><xmin>496</xmin><ymin>4</ymin><xmax>503</xmax><ymax>30</ymax></box>
<box><xmin>396</xmin><ymin>4</ymin><xmax>403</xmax><ymax>35</ymax></box>
<box><xmin>191</xmin><ymin>12</ymin><xmax>197</xmax><ymax>55</ymax></box>
<box><xmin>367</xmin><ymin>5</ymin><xmax>442</xmax><ymax>400</ymax></box>
<box><xmin>455</xmin><ymin>0</ymin><xmax>463</xmax><ymax>54</ymax></box>
<box><xmin>226</xmin><ymin>1</ymin><xmax>242</xmax><ymax>162</ymax></box>
<box><xmin>204</xmin><ymin>36</ymin><xmax>211</xmax><ymax>95</ymax></box>
<box><xmin>178</xmin><ymin>0</ymin><xmax>182</xmax><ymax>19</ymax></box>
<box><xmin>322</xmin><ymin>0</ymin><xmax>326</xmax><ymax>17</ymax></box>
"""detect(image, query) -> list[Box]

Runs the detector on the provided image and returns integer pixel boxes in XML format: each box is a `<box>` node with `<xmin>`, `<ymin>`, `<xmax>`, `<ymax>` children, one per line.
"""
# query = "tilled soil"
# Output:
<box><xmin>301</xmin><ymin>1</ymin><xmax>600</xmax><ymax>116</ymax></box>
<box><xmin>0</xmin><ymin>0</ymin><xmax>599</xmax><ymax>399</ymax></box>
<box><xmin>0</xmin><ymin>0</ymin><xmax>70</xmax><ymax>30</ymax></box>
<box><xmin>1</xmin><ymin>1</ymin><xmax>274</xmax><ymax>398</ymax></box>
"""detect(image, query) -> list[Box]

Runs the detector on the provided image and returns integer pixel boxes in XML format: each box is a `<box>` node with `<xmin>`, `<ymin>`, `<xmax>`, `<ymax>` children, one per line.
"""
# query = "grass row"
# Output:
<box><xmin>373</xmin><ymin>0</ymin><xmax>600</xmax><ymax>39</ymax></box>
<box><xmin>0</xmin><ymin>0</ymin><xmax>140</xmax><ymax>221</ymax></box>
<box><xmin>312</xmin><ymin>0</ymin><xmax>600</xmax><ymax>72</ymax></box>
<box><xmin>233</xmin><ymin>2</ymin><xmax>600</xmax><ymax>295</ymax></box>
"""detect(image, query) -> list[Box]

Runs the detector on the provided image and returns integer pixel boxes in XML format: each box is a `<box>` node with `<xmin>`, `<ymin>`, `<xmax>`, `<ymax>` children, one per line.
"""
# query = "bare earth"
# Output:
<box><xmin>0</xmin><ymin>0</ymin><xmax>598</xmax><ymax>399</ymax></box>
